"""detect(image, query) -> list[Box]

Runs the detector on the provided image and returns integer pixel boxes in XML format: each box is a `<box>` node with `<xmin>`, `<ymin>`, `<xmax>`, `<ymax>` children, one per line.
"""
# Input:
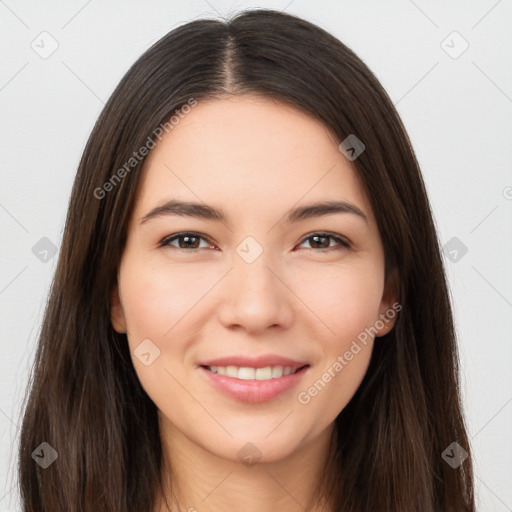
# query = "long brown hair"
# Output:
<box><xmin>17</xmin><ymin>9</ymin><xmax>475</xmax><ymax>511</ymax></box>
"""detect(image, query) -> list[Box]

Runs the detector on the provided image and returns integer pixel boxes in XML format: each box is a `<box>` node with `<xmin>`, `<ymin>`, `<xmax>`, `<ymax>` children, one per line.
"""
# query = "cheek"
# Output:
<box><xmin>117</xmin><ymin>259</ymin><xmax>209</xmax><ymax>412</ymax></box>
<box><xmin>119</xmin><ymin>259</ymin><xmax>214</xmax><ymax>342</ymax></box>
<box><xmin>292</xmin><ymin>262</ymin><xmax>382</xmax><ymax>415</ymax></box>
<box><xmin>292</xmin><ymin>259</ymin><xmax>384</xmax><ymax>338</ymax></box>
<box><xmin>118</xmin><ymin>257</ymin><xmax>226</xmax><ymax>402</ymax></box>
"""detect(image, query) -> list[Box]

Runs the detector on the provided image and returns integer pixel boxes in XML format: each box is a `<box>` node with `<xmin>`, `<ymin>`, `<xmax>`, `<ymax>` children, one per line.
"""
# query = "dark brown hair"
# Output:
<box><xmin>17</xmin><ymin>8</ymin><xmax>475</xmax><ymax>511</ymax></box>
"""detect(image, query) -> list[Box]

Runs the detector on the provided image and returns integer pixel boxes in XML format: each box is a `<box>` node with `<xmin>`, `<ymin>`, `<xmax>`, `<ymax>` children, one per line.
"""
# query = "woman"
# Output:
<box><xmin>18</xmin><ymin>9</ymin><xmax>475</xmax><ymax>511</ymax></box>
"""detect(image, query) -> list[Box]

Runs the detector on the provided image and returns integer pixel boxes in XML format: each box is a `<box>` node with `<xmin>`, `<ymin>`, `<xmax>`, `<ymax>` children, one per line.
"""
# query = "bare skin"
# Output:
<box><xmin>111</xmin><ymin>95</ymin><xmax>398</xmax><ymax>512</ymax></box>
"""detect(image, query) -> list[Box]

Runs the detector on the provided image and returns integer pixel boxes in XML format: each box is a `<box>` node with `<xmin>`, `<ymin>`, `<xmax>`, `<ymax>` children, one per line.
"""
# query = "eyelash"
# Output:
<box><xmin>159</xmin><ymin>231</ymin><xmax>351</xmax><ymax>252</ymax></box>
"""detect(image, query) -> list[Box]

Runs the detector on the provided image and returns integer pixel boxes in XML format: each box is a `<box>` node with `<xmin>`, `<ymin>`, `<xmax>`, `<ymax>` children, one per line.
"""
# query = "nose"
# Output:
<box><xmin>217</xmin><ymin>253</ymin><xmax>295</xmax><ymax>335</ymax></box>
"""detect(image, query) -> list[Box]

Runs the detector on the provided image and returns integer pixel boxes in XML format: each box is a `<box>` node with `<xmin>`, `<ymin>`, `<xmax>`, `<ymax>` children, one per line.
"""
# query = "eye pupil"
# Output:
<box><xmin>310</xmin><ymin>235</ymin><xmax>329</xmax><ymax>249</ymax></box>
<box><xmin>179</xmin><ymin>235</ymin><xmax>199</xmax><ymax>249</ymax></box>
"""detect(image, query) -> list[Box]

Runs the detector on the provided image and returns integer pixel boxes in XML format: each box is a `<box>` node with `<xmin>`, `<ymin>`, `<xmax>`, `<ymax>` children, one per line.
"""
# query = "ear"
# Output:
<box><xmin>110</xmin><ymin>284</ymin><xmax>127</xmax><ymax>333</ymax></box>
<box><xmin>375</xmin><ymin>267</ymin><xmax>400</xmax><ymax>337</ymax></box>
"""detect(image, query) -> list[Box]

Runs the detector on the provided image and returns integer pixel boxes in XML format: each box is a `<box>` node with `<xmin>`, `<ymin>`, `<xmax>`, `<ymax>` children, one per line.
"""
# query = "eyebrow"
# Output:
<box><xmin>140</xmin><ymin>199</ymin><xmax>368</xmax><ymax>225</ymax></box>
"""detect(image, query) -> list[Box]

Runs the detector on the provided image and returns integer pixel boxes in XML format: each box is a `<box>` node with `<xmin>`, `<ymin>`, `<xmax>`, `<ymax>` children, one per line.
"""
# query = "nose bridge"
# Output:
<box><xmin>217</xmin><ymin>238</ymin><xmax>294</xmax><ymax>331</ymax></box>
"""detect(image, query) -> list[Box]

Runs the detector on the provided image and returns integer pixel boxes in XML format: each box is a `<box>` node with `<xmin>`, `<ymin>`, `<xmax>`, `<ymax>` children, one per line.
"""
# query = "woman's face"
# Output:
<box><xmin>111</xmin><ymin>95</ymin><xmax>397</xmax><ymax>463</ymax></box>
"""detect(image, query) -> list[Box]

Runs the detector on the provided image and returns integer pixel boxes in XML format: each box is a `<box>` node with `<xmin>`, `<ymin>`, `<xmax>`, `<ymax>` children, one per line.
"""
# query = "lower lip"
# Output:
<box><xmin>199</xmin><ymin>366</ymin><xmax>309</xmax><ymax>403</ymax></box>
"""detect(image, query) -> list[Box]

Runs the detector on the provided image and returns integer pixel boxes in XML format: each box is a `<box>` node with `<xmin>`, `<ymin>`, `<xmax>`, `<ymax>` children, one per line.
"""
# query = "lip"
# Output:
<box><xmin>199</xmin><ymin>354</ymin><xmax>308</xmax><ymax>369</ymax></box>
<box><xmin>199</xmin><ymin>364</ymin><xmax>309</xmax><ymax>403</ymax></box>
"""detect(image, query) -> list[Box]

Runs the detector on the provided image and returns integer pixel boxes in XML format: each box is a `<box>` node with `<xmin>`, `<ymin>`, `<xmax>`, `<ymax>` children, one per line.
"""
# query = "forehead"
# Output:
<box><xmin>133</xmin><ymin>95</ymin><xmax>374</xmax><ymax>225</ymax></box>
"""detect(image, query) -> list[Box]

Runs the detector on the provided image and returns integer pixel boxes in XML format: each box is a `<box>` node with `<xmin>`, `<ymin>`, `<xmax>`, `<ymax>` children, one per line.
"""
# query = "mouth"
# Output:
<box><xmin>199</xmin><ymin>363</ymin><xmax>310</xmax><ymax>403</ymax></box>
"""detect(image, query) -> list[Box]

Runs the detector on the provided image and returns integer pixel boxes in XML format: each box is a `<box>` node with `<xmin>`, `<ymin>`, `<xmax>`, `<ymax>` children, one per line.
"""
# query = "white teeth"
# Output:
<box><xmin>271</xmin><ymin>365</ymin><xmax>283</xmax><ymax>378</ymax></box>
<box><xmin>255</xmin><ymin>367</ymin><xmax>272</xmax><ymax>380</ymax></box>
<box><xmin>238</xmin><ymin>367</ymin><xmax>255</xmax><ymax>380</ymax></box>
<box><xmin>226</xmin><ymin>365</ymin><xmax>238</xmax><ymax>378</ymax></box>
<box><xmin>206</xmin><ymin>364</ymin><xmax>302</xmax><ymax>380</ymax></box>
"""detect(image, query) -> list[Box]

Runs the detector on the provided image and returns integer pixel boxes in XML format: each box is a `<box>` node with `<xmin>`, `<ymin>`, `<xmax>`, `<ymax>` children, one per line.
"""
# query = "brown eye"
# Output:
<box><xmin>298</xmin><ymin>233</ymin><xmax>350</xmax><ymax>251</ymax></box>
<box><xmin>160</xmin><ymin>233</ymin><xmax>214</xmax><ymax>250</ymax></box>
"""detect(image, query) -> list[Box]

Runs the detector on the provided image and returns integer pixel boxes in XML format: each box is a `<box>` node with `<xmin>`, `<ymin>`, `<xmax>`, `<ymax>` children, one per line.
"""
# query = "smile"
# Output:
<box><xmin>199</xmin><ymin>364</ymin><xmax>310</xmax><ymax>403</ymax></box>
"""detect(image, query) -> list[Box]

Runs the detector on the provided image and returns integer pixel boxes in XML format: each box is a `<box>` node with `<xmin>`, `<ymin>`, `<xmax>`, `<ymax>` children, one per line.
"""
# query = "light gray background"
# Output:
<box><xmin>1</xmin><ymin>1</ymin><xmax>511</xmax><ymax>510</ymax></box>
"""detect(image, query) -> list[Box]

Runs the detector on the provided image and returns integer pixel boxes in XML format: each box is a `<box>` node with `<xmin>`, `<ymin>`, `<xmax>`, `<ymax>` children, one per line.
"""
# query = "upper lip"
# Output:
<box><xmin>199</xmin><ymin>355</ymin><xmax>309</xmax><ymax>369</ymax></box>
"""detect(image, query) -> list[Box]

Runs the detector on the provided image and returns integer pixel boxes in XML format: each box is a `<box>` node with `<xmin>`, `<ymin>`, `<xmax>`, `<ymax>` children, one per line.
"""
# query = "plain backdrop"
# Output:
<box><xmin>1</xmin><ymin>1</ymin><xmax>511</xmax><ymax>510</ymax></box>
